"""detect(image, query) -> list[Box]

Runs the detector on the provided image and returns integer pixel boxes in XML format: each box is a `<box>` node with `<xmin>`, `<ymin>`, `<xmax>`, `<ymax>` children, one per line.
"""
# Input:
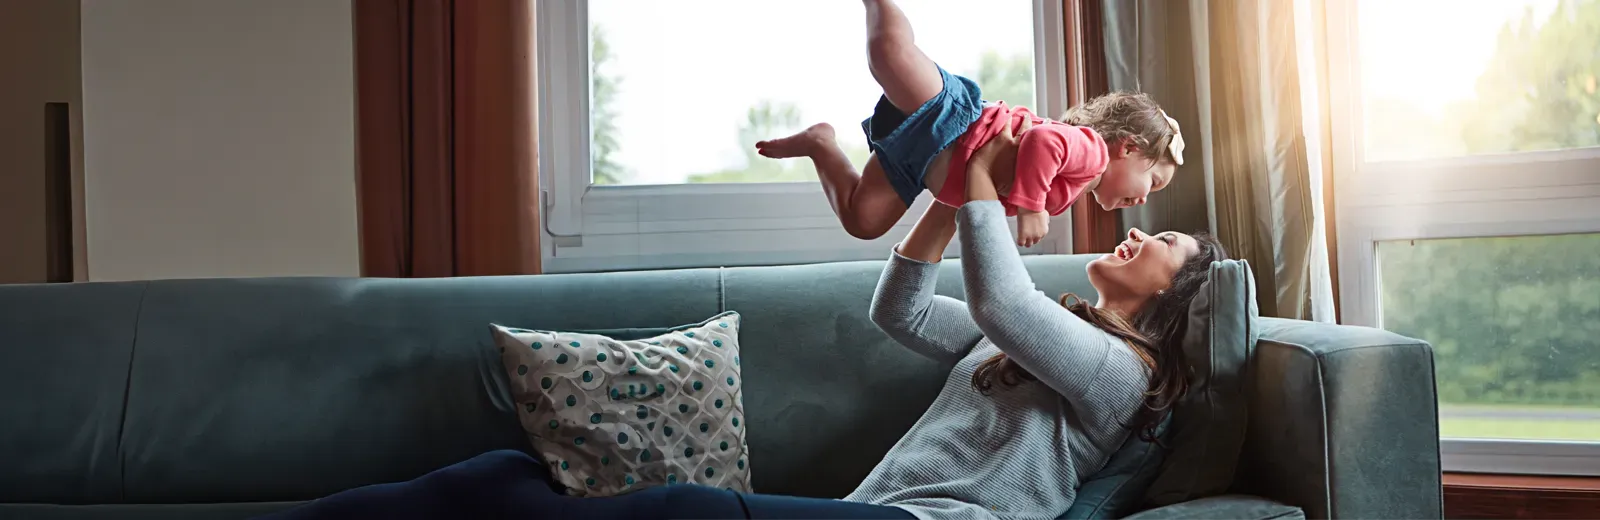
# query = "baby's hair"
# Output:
<box><xmin>1060</xmin><ymin>91</ymin><xmax>1179</xmax><ymax>165</ymax></box>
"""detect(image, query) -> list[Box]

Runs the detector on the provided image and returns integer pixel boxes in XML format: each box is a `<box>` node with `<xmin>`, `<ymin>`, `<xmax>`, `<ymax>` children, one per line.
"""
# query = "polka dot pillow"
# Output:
<box><xmin>491</xmin><ymin>312</ymin><xmax>750</xmax><ymax>497</ymax></box>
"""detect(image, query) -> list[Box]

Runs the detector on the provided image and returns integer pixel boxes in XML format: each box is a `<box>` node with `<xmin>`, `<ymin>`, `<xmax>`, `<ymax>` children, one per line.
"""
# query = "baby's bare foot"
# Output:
<box><xmin>755</xmin><ymin>123</ymin><xmax>836</xmax><ymax>159</ymax></box>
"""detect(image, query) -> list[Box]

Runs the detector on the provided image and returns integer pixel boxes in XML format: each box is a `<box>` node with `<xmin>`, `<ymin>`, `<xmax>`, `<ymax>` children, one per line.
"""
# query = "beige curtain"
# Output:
<box><xmin>1105</xmin><ymin>0</ymin><xmax>1335</xmax><ymax>321</ymax></box>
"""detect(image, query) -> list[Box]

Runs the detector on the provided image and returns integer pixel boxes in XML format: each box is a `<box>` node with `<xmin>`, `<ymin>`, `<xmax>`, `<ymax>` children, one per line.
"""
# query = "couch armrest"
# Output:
<box><xmin>1123</xmin><ymin>494</ymin><xmax>1305</xmax><ymax>519</ymax></box>
<box><xmin>1235</xmin><ymin>318</ymin><xmax>1442</xmax><ymax>519</ymax></box>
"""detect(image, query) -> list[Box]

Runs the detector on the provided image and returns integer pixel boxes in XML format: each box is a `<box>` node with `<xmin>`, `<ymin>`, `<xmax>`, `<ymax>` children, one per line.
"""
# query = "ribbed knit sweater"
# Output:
<box><xmin>844</xmin><ymin>201</ymin><xmax>1150</xmax><ymax>520</ymax></box>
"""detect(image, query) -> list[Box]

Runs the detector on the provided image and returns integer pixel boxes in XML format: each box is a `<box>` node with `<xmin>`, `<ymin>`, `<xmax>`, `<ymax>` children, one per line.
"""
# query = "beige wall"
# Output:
<box><xmin>0</xmin><ymin>0</ymin><xmax>83</xmax><ymax>284</ymax></box>
<box><xmin>81</xmin><ymin>0</ymin><xmax>360</xmax><ymax>281</ymax></box>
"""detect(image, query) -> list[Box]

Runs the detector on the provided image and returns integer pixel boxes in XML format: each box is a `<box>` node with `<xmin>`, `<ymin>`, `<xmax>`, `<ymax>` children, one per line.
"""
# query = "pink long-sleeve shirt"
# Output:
<box><xmin>935</xmin><ymin>102</ymin><xmax>1110</xmax><ymax>216</ymax></box>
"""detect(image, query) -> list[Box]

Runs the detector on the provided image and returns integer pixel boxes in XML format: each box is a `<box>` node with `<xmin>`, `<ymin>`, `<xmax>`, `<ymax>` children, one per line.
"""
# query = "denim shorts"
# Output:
<box><xmin>860</xmin><ymin>66</ymin><xmax>985</xmax><ymax>207</ymax></box>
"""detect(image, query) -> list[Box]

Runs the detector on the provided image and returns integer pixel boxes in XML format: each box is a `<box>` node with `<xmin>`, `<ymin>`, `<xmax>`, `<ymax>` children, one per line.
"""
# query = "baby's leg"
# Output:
<box><xmin>863</xmin><ymin>0</ymin><xmax>943</xmax><ymax>114</ymax></box>
<box><xmin>756</xmin><ymin>123</ymin><xmax>907</xmax><ymax>240</ymax></box>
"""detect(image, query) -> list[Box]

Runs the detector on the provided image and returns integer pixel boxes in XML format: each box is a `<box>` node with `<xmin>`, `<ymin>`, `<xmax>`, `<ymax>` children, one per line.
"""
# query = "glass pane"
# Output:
<box><xmin>1357</xmin><ymin>0</ymin><xmax>1600</xmax><ymax>162</ymax></box>
<box><xmin>1378</xmin><ymin>234</ymin><xmax>1600</xmax><ymax>442</ymax></box>
<box><xmin>588</xmin><ymin>0</ymin><xmax>1035</xmax><ymax>185</ymax></box>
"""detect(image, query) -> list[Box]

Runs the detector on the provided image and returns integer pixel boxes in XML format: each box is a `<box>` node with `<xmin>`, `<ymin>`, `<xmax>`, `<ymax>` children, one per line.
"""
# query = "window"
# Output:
<box><xmin>1378</xmin><ymin>234</ymin><xmax>1600</xmax><ymax>443</ymax></box>
<box><xmin>538</xmin><ymin>0</ymin><xmax>1070</xmax><ymax>272</ymax></box>
<box><xmin>1329</xmin><ymin>0</ymin><xmax>1600</xmax><ymax>475</ymax></box>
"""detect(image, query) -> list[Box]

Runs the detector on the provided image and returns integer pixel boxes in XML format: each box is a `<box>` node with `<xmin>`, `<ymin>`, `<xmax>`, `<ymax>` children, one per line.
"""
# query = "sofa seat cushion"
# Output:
<box><xmin>1123</xmin><ymin>494</ymin><xmax>1304</xmax><ymax>520</ymax></box>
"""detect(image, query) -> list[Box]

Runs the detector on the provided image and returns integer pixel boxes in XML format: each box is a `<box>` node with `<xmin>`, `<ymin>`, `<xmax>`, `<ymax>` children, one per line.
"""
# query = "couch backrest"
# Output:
<box><xmin>0</xmin><ymin>255</ymin><xmax>1097</xmax><ymax>504</ymax></box>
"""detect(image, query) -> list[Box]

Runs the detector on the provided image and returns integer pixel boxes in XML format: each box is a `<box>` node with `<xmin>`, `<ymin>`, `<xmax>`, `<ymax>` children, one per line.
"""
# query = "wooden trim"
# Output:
<box><xmin>1443</xmin><ymin>473</ymin><xmax>1600</xmax><ymax>519</ymax></box>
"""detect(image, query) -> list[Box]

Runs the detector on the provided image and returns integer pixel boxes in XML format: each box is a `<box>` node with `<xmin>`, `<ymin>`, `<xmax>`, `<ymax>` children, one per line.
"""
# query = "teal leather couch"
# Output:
<box><xmin>0</xmin><ymin>255</ymin><xmax>1441</xmax><ymax>519</ymax></box>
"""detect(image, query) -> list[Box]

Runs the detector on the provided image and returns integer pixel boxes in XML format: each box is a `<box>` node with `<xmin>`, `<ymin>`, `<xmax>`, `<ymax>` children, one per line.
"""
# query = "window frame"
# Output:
<box><xmin>535</xmin><ymin>0</ymin><xmax>1074</xmax><ymax>273</ymax></box>
<box><xmin>1325</xmin><ymin>0</ymin><xmax>1600</xmax><ymax>476</ymax></box>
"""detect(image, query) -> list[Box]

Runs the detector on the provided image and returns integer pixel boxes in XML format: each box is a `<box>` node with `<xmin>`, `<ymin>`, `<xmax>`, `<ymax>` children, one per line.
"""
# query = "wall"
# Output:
<box><xmin>0</xmin><ymin>0</ymin><xmax>83</xmax><ymax>283</ymax></box>
<box><xmin>81</xmin><ymin>0</ymin><xmax>360</xmax><ymax>281</ymax></box>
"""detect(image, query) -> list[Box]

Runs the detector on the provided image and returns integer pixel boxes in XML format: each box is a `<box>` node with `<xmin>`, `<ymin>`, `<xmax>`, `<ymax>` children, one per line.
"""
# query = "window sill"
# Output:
<box><xmin>1443</xmin><ymin>472</ymin><xmax>1600</xmax><ymax>520</ymax></box>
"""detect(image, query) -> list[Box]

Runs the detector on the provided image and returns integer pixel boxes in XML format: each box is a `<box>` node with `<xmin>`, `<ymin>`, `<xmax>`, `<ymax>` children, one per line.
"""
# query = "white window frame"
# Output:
<box><xmin>1325</xmin><ymin>0</ymin><xmax>1600</xmax><ymax>476</ymax></box>
<box><xmin>535</xmin><ymin>0</ymin><xmax>1073</xmax><ymax>273</ymax></box>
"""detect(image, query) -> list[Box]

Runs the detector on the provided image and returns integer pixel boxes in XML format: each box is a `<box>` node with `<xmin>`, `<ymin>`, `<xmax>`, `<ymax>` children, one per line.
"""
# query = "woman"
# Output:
<box><xmin>260</xmin><ymin>118</ymin><xmax>1227</xmax><ymax>520</ymax></box>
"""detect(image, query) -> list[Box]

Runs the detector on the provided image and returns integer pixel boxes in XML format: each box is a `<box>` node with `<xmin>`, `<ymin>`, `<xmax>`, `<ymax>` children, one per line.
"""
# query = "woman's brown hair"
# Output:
<box><xmin>1060</xmin><ymin>91</ymin><xmax>1179</xmax><ymax>166</ymax></box>
<box><xmin>971</xmin><ymin>233</ymin><xmax>1227</xmax><ymax>441</ymax></box>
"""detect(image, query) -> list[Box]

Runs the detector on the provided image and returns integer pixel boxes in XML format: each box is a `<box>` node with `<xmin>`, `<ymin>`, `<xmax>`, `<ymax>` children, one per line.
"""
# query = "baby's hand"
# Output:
<box><xmin>1017</xmin><ymin>209</ymin><xmax>1048</xmax><ymax>248</ymax></box>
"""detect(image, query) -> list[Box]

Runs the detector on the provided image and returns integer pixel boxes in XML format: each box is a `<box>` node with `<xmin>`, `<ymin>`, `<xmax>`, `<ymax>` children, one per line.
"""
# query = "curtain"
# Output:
<box><xmin>353</xmin><ymin>0</ymin><xmax>541</xmax><ymax>277</ymax></box>
<box><xmin>1068</xmin><ymin>0</ymin><xmax>1125</xmax><ymax>255</ymax></box>
<box><xmin>1102</xmin><ymin>0</ymin><xmax>1336</xmax><ymax>321</ymax></box>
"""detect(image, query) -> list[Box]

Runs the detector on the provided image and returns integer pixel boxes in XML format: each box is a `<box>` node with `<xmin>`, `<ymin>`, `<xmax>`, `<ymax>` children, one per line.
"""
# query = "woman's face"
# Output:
<box><xmin>1087</xmin><ymin>228</ymin><xmax>1201</xmax><ymax>303</ymax></box>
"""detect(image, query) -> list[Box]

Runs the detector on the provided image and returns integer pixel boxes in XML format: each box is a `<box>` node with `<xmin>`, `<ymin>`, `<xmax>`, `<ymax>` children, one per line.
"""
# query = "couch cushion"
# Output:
<box><xmin>0</xmin><ymin>281</ymin><xmax>147</xmax><ymax>504</ymax></box>
<box><xmin>722</xmin><ymin>254</ymin><xmax>1097</xmax><ymax>497</ymax></box>
<box><xmin>118</xmin><ymin>270</ymin><xmax>724</xmax><ymax>503</ymax></box>
<box><xmin>1123</xmin><ymin>494</ymin><xmax>1303</xmax><ymax>520</ymax></box>
<box><xmin>1142</xmin><ymin>260</ymin><xmax>1258</xmax><ymax>506</ymax></box>
<box><xmin>494</xmin><ymin>311</ymin><xmax>751</xmax><ymax>496</ymax></box>
<box><xmin>1061</xmin><ymin>415</ymin><xmax>1171</xmax><ymax>519</ymax></box>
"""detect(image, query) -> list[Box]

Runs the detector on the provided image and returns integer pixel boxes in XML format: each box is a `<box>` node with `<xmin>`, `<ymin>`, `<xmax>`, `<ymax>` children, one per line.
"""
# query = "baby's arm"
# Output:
<box><xmin>1010</xmin><ymin>126</ymin><xmax>1067</xmax><ymax>247</ymax></box>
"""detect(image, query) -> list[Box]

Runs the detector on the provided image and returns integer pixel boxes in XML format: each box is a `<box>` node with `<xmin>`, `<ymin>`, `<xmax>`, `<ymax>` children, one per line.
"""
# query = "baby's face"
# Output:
<box><xmin>1092</xmin><ymin>150</ymin><xmax>1174</xmax><ymax>211</ymax></box>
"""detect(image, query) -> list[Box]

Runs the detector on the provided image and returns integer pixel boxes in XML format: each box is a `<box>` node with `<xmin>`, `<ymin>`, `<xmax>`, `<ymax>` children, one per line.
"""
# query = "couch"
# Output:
<box><xmin>0</xmin><ymin>255</ymin><xmax>1442</xmax><ymax>519</ymax></box>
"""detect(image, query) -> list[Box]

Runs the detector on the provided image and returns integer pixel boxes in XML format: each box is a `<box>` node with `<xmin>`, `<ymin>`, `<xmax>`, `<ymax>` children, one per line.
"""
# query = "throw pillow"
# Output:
<box><xmin>493</xmin><ymin>311</ymin><xmax>751</xmax><ymax>497</ymax></box>
<box><xmin>1140</xmin><ymin>259</ymin><xmax>1258</xmax><ymax>507</ymax></box>
<box><xmin>1060</xmin><ymin>414</ymin><xmax>1172</xmax><ymax>519</ymax></box>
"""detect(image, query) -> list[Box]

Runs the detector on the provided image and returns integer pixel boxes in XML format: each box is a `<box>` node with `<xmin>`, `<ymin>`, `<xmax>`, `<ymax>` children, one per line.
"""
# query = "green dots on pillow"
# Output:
<box><xmin>718</xmin><ymin>322</ymin><xmax>728</xmax><ymax>328</ymax></box>
<box><xmin>610</xmin><ymin>388</ymin><xmax>621</xmax><ymax>400</ymax></box>
<box><xmin>720</xmin><ymin>441</ymin><xmax>729</xmax><ymax>451</ymax></box>
<box><xmin>704</xmin><ymin>359</ymin><xmax>715</xmax><ymax>368</ymax></box>
<box><xmin>590</xmin><ymin>413</ymin><xmax>603</xmax><ymax>424</ymax></box>
<box><xmin>597</xmin><ymin>352</ymin><xmax>608</xmax><ymax>362</ymax></box>
<box><xmin>625</xmin><ymin>475</ymin><xmax>635</xmax><ymax>485</ymax></box>
<box><xmin>586</xmin><ymin>477</ymin><xmax>596</xmax><ymax>486</ymax></box>
<box><xmin>685</xmin><ymin>332</ymin><xmax>696</xmax><ymax>338</ymax></box>
<box><xmin>678</xmin><ymin>404</ymin><xmax>689</xmax><ymax>413</ymax></box>
<box><xmin>705</xmin><ymin>467</ymin><xmax>715</xmax><ymax>478</ymax></box>
<box><xmin>734</xmin><ymin>356</ymin><xmax>740</xmax><ymax>366</ymax></box>
<box><xmin>727</xmin><ymin>376</ymin><xmax>736</xmax><ymax>386</ymax></box>
<box><xmin>556</xmin><ymin>353</ymin><xmax>569</xmax><ymax>364</ymax></box>
<box><xmin>732</xmin><ymin>416</ymin><xmax>740</xmax><ymax>427</ymax></box>
<box><xmin>656</xmin><ymin>383</ymin><xmax>666</xmax><ymax>394</ymax></box>
<box><xmin>737</xmin><ymin>459</ymin><xmax>745</xmax><ymax>470</ymax></box>
<box><xmin>636</xmin><ymin>405</ymin><xmax>649</xmax><ymax>419</ymax></box>
<box><xmin>714</xmin><ymin>399</ymin><xmax>724</xmax><ymax>409</ymax></box>
<box><xmin>684</xmin><ymin>446</ymin><xmax>695</xmax><ymax>457</ymax></box>
<box><xmin>531</xmin><ymin>342</ymin><xmax>542</xmax><ymax>350</ymax></box>
<box><xmin>601</xmin><ymin>456</ymin><xmax>610</xmax><ymax>466</ymax></box>
<box><xmin>569</xmin><ymin>341</ymin><xmax>581</xmax><ymax>348</ymax></box>
<box><xmin>548</xmin><ymin>420</ymin><xmax>559</xmax><ymax>430</ymax></box>
<box><xmin>635</xmin><ymin>352</ymin><xmax>646</xmax><ymax>362</ymax></box>
<box><xmin>699</xmin><ymin>422</ymin><xmax>709</xmax><ymax>433</ymax></box>
<box><xmin>540</xmin><ymin>377</ymin><xmax>553</xmax><ymax>390</ymax></box>
<box><xmin>640</xmin><ymin>449</ymin><xmax>651</xmax><ymax>462</ymax></box>
<box><xmin>560</xmin><ymin>460</ymin><xmax>569</xmax><ymax>471</ymax></box>
<box><xmin>573</xmin><ymin>436</ymin><xmax>585</xmax><ymax>446</ymax></box>
<box><xmin>676</xmin><ymin>346</ymin><xmax>689</xmax><ymax>355</ymax></box>
<box><xmin>524</xmin><ymin>403</ymin><xmax>537</xmax><ymax>413</ymax></box>
<box><xmin>516</xmin><ymin>365</ymin><xmax>528</xmax><ymax>376</ymax></box>
<box><xmin>692</xmin><ymin>381</ymin><xmax>703</xmax><ymax>391</ymax></box>
<box><xmin>663</xmin><ymin>426</ymin><xmax>674</xmax><ymax>437</ymax></box>
<box><xmin>582</xmin><ymin>371</ymin><xmax>593</xmax><ymax>383</ymax></box>
<box><xmin>713</xmin><ymin>340</ymin><xmax>723</xmax><ymax>348</ymax></box>
<box><xmin>628</xmin><ymin>366</ymin><xmax>638</xmax><ymax>375</ymax></box>
<box><xmin>566</xmin><ymin>395</ymin><xmax>577</xmax><ymax>407</ymax></box>
<box><xmin>647</xmin><ymin>421</ymin><xmax>656</xmax><ymax>431</ymax></box>
<box><xmin>667</xmin><ymin>473</ymin><xmax>678</xmax><ymax>484</ymax></box>
<box><xmin>669</xmin><ymin>364</ymin><xmax>680</xmax><ymax>373</ymax></box>
<box><xmin>617</xmin><ymin>432</ymin><xmax>629</xmax><ymax>444</ymax></box>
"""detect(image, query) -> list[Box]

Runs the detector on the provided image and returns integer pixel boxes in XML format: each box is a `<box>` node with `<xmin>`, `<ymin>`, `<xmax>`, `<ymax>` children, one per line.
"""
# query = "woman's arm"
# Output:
<box><xmin>958</xmin><ymin>122</ymin><xmax>1119</xmax><ymax>403</ymax></box>
<box><xmin>871</xmin><ymin>203</ymin><xmax>984</xmax><ymax>364</ymax></box>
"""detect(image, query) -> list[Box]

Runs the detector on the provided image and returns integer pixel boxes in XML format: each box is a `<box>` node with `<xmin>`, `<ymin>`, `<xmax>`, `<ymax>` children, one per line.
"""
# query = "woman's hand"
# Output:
<box><xmin>966</xmin><ymin>117</ymin><xmax>1033</xmax><ymax>203</ymax></box>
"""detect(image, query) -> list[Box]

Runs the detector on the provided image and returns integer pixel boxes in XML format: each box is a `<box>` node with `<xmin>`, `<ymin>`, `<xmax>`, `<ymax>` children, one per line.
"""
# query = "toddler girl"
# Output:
<box><xmin>756</xmin><ymin>0</ymin><xmax>1185</xmax><ymax>247</ymax></box>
